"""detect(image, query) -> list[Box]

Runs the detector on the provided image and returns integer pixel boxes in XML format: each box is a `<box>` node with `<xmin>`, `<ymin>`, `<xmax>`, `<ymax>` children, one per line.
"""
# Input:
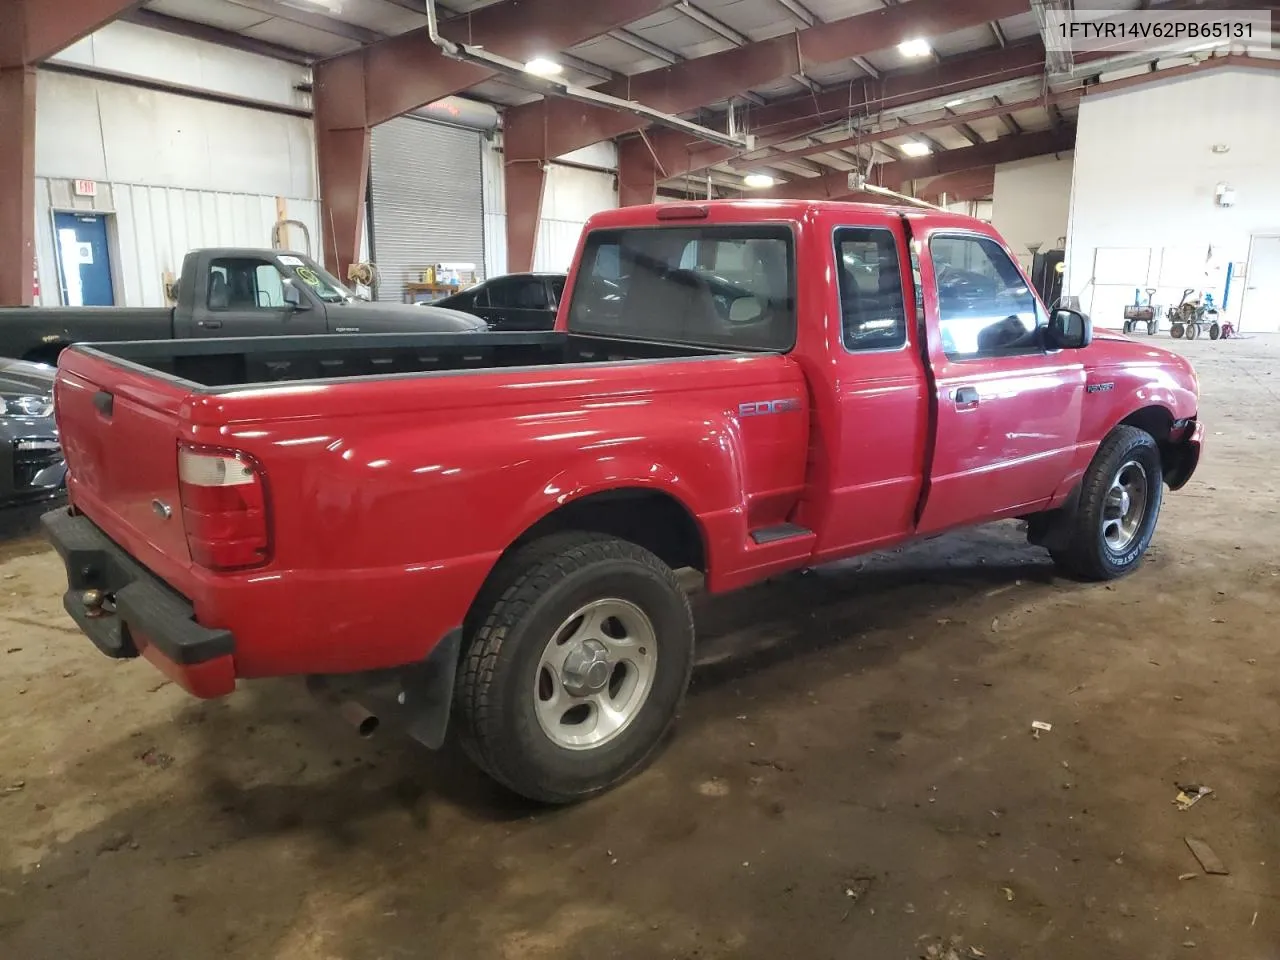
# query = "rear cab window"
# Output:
<box><xmin>567</xmin><ymin>225</ymin><xmax>796</xmax><ymax>351</ymax></box>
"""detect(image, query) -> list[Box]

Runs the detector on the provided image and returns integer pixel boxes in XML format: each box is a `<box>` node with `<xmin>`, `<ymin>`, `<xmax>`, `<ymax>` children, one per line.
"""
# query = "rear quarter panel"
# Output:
<box><xmin>186</xmin><ymin>353</ymin><xmax>808</xmax><ymax>674</ymax></box>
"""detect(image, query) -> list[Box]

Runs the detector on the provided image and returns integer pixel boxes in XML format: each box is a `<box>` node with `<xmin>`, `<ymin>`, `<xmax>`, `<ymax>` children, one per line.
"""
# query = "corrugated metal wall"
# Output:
<box><xmin>370</xmin><ymin>117</ymin><xmax>486</xmax><ymax>302</ymax></box>
<box><xmin>34</xmin><ymin>179</ymin><xmax>319</xmax><ymax>307</ymax></box>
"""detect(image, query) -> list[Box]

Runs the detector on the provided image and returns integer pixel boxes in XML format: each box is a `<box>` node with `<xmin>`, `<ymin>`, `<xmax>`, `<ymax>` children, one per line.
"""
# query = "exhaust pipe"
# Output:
<box><xmin>306</xmin><ymin>677</ymin><xmax>380</xmax><ymax>738</ymax></box>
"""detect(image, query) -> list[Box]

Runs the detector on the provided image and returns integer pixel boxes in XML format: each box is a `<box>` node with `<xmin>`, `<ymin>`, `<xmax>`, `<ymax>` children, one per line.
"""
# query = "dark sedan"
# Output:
<box><xmin>0</xmin><ymin>359</ymin><xmax>65</xmax><ymax>506</ymax></box>
<box><xmin>435</xmin><ymin>273</ymin><xmax>566</xmax><ymax>331</ymax></box>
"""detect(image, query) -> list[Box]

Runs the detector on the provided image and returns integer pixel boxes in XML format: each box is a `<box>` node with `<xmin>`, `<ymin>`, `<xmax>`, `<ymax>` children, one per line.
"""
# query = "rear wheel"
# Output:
<box><xmin>1122</xmin><ymin>320</ymin><xmax>1134</xmax><ymax>334</ymax></box>
<box><xmin>1185</xmin><ymin>322</ymin><xmax>1200</xmax><ymax>340</ymax></box>
<box><xmin>1050</xmin><ymin>426</ymin><xmax>1164</xmax><ymax>581</ymax></box>
<box><xmin>1146</xmin><ymin>318</ymin><xmax>1158</xmax><ymax>336</ymax></box>
<box><xmin>1209</xmin><ymin>322</ymin><xmax>1221</xmax><ymax>340</ymax></box>
<box><xmin>1171</xmin><ymin>322</ymin><xmax>1185</xmax><ymax>339</ymax></box>
<box><xmin>454</xmin><ymin>532</ymin><xmax>695</xmax><ymax>803</ymax></box>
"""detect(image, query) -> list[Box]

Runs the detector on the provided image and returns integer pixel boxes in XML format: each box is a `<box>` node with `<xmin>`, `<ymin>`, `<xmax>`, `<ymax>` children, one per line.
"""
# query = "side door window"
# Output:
<box><xmin>203</xmin><ymin>257</ymin><xmax>308</xmax><ymax>335</ymax></box>
<box><xmin>929</xmin><ymin>235</ymin><xmax>1042</xmax><ymax>359</ymax></box>
<box><xmin>835</xmin><ymin>227</ymin><xmax>908</xmax><ymax>351</ymax></box>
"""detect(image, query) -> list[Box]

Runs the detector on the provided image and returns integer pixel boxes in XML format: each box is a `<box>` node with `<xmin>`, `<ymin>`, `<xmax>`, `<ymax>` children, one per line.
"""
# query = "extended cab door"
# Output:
<box><xmin>190</xmin><ymin>256</ymin><xmax>326</xmax><ymax>337</ymax></box>
<box><xmin>800</xmin><ymin>220</ymin><xmax>931</xmax><ymax>562</ymax></box>
<box><xmin>916</xmin><ymin>230</ymin><xmax>1086</xmax><ymax>534</ymax></box>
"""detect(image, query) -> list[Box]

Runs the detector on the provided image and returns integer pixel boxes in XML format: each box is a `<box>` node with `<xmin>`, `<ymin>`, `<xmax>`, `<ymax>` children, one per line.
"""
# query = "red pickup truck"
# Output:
<box><xmin>44</xmin><ymin>200</ymin><xmax>1202</xmax><ymax>803</ymax></box>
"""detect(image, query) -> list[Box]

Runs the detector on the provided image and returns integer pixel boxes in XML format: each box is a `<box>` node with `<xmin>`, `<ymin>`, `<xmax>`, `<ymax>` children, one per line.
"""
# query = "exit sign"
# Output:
<box><xmin>73</xmin><ymin>179</ymin><xmax>97</xmax><ymax>197</ymax></box>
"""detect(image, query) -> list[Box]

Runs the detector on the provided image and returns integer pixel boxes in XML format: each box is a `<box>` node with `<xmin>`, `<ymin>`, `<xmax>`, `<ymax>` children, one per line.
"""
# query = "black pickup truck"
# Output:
<box><xmin>0</xmin><ymin>249</ymin><xmax>486</xmax><ymax>363</ymax></box>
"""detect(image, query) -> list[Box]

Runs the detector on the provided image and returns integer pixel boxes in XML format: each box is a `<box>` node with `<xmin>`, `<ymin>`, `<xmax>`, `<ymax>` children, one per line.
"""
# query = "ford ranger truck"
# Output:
<box><xmin>43</xmin><ymin>201</ymin><xmax>1203</xmax><ymax>803</ymax></box>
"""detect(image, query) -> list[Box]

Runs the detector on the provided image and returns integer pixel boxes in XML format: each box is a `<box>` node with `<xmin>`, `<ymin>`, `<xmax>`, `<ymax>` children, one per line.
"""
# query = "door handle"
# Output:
<box><xmin>954</xmin><ymin>386</ymin><xmax>980</xmax><ymax>410</ymax></box>
<box><xmin>92</xmin><ymin>390</ymin><xmax>113</xmax><ymax>417</ymax></box>
<box><xmin>198</xmin><ymin>319</ymin><xmax>223</xmax><ymax>330</ymax></box>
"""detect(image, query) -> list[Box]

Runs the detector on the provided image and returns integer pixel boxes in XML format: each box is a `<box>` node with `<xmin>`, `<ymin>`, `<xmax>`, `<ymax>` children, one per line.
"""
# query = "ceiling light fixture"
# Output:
<box><xmin>944</xmin><ymin>98</ymin><xmax>965</xmax><ymax>108</ymax></box>
<box><xmin>743</xmin><ymin>173</ymin><xmax>776</xmax><ymax>189</ymax></box>
<box><xmin>523</xmin><ymin>57</ymin><xmax>564</xmax><ymax>77</ymax></box>
<box><xmin>898</xmin><ymin>37</ymin><xmax>932</xmax><ymax>58</ymax></box>
<box><xmin>900</xmin><ymin>141</ymin><xmax>932</xmax><ymax>157</ymax></box>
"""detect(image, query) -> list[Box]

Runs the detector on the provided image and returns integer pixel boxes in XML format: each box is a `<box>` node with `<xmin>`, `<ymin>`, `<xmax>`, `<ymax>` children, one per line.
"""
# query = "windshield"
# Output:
<box><xmin>274</xmin><ymin>254</ymin><xmax>356</xmax><ymax>304</ymax></box>
<box><xmin>567</xmin><ymin>225</ymin><xmax>795</xmax><ymax>351</ymax></box>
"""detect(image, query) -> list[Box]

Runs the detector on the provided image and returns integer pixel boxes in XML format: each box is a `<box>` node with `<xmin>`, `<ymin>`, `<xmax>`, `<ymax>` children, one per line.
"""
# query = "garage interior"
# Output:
<box><xmin>1</xmin><ymin>1</ymin><xmax>1280</xmax><ymax>957</ymax></box>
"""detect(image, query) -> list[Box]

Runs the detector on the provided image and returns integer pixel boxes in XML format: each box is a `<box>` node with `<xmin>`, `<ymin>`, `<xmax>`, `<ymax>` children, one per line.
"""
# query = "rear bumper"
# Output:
<box><xmin>41</xmin><ymin>506</ymin><xmax>236</xmax><ymax>698</ymax></box>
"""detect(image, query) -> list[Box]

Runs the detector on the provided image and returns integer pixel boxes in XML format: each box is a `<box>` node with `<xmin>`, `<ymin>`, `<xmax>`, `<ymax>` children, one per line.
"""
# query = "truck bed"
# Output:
<box><xmin>78</xmin><ymin>331</ymin><xmax>736</xmax><ymax>389</ymax></box>
<box><xmin>0</xmin><ymin>307</ymin><xmax>173</xmax><ymax>361</ymax></box>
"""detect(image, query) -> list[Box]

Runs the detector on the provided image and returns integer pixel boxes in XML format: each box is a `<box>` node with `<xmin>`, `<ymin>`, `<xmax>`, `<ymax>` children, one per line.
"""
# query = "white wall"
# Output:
<box><xmin>482</xmin><ymin>138</ymin><xmax>619</xmax><ymax>277</ymax></box>
<box><xmin>50</xmin><ymin>20</ymin><xmax>309</xmax><ymax>110</ymax></box>
<box><xmin>1066</xmin><ymin>68</ymin><xmax>1280</xmax><ymax>329</ymax></box>
<box><xmin>34</xmin><ymin>24</ymin><xmax>317</xmax><ymax>306</ymax></box>
<box><xmin>992</xmin><ymin>152</ymin><xmax>1074</xmax><ymax>269</ymax></box>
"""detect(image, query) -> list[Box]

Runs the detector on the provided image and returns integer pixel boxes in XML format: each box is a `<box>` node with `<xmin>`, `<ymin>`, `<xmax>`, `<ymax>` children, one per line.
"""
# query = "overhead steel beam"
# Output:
<box><xmin>609</xmin><ymin>29</ymin><xmax>682</xmax><ymax>64</ymax></box>
<box><xmin>675</xmin><ymin>2</ymin><xmax>749</xmax><ymax>46</ymax></box>
<box><xmin>755</xmin><ymin>127</ymin><xmax>1074</xmax><ymax>200</ymax></box>
<box><xmin>503</xmin><ymin>0</ymin><xmax>1032</xmax><ymax>167</ymax></box>
<box><xmin>123</xmin><ymin>8</ymin><xmax>313</xmax><ymax>65</ymax></box>
<box><xmin>992</xmin><ymin>94</ymin><xmax>1023</xmax><ymax>135</ymax></box>
<box><xmin>0</xmin><ymin>0</ymin><xmax>142</xmax><ymax>67</ymax></box>
<box><xmin>741</xmin><ymin>90</ymin><xmax>1078</xmax><ymax>166</ymax></box>
<box><xmin>772</xmin><ymin>0</ymin><xmax>817</xmax><ymax>27</ymax></box>
<box><xmin>915</xmin><ymin>167</ymin><xmax>996</xmax><ymax>203</ymax></box>
<box><xmin>315</xmin><ymin>0</ymin><xmax>671</xmax><ymax>278</ymax></box>
<box><xmin>631</xmin><ymin>41</ymin><xmax>1049</xmax><ymax>189</ymax></box>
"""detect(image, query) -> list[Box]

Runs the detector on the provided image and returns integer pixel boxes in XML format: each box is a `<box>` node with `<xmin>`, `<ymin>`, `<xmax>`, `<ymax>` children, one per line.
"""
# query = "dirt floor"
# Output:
<box><xmin>2</xmin><ymin>334</ymin><xmax>1279</xmax><ymax>960</ymax></box>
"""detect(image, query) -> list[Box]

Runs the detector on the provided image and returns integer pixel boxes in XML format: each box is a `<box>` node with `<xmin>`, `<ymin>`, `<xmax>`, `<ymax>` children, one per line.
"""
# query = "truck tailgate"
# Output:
<box><xmin>56</xmin><ymin>353</ymin><xmax>192</xmax><ymax>566</ymax></box>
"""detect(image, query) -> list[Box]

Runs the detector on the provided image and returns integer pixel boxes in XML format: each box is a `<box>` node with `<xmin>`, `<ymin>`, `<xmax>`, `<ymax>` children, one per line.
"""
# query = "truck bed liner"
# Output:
<box><xmin>78</xmin><ymin>332</ymin><xmax>739</xmax><ymax>389</ymax></box>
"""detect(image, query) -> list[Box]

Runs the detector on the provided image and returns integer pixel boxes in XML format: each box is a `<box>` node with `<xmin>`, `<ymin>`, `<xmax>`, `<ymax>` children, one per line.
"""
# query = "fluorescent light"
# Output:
<box><xmin>898</xmin><ymin>37</ymin><xmax>932</xmax><ymax>58</ymax></box>
<box><xmin>523</xmin><ymin>57</ymin><xmax>564</xmax><ymax>77</ymax></box>
<box><xmin>945</xmin><ymin>98</ymin><xmax>965</xmax><ymax>108</ymax></box>
<box><xmin>743</xmin><ymin>173</ymin><xmax>775</xmax><ymax>189</ymax></box>
<box><xmin>900</xmin><ymin>141</ymin><xmax>931</xmax><ymax>157</ymax></box>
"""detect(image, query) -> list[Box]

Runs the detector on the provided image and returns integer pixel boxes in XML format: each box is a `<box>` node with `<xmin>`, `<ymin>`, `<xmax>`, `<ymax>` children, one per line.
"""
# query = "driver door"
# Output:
<box><xmin>199</xmin><ymin>258</ymin><xmax>325</xmax><ymax>337</ymax></box>
<box><xmin>917</xmin><ymin>231</ymin><xmax>1086</xmax><ymax>534</ymax></box>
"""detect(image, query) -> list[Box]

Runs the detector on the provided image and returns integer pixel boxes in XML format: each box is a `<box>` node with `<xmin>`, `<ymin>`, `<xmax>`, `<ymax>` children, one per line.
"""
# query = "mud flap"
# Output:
<box><xmin>400</xmin><ymin>628</ymin><xmax>463</xmax><ymax>750</ymax></box>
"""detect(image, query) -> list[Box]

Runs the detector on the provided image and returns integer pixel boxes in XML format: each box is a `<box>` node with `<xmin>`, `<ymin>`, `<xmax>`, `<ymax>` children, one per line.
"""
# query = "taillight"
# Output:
<box><xmin>177</xmin><ymin>444</ymin><xmax>270</xmax><ymax>571</ymax></box>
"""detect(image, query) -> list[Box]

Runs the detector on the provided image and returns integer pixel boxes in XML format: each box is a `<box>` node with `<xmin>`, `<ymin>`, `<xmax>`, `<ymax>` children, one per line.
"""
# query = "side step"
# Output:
<box><xmin>750</xmin><ymin>523</ymin><xmax>814</xmax><ymax>545</ymax></box>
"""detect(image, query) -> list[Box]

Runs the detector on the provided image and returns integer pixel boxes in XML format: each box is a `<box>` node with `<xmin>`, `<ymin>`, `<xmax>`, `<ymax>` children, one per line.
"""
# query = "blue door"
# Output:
<box><xmin>54</xmin><ymin>212</ymin><xmax>115</xmax><ymax>306</ymax></box>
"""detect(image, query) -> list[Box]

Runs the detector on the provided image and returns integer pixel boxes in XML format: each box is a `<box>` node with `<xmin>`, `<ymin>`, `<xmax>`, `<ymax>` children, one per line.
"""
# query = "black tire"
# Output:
<box><xmin>1122</xmin><ymin>320</ymin><xmax>1134</xmax><ymax>334</ymax></box>
<box><xmin>454</xmin><ymin>532</ymin><xmax>695</xmax><ymax>804</ymax></box>
<box><xmin>1050</xmin><ymin>426</ymin><xmax>1164</xmax><ymax>581</ymax></box>
<box><xmin>1146</xmin><ymin>319</ymin><xmax>1158</xmax><ymax>336</ymax></box>
<box><xmin>1209</xmin><ymin>322</ymin><xmax>1221</xmax><ymax>340</ymax></box>
<box><xmin>1171</xmin><ymin>323</ymin><xmax>1184</xmax><ymax>339</ymax></box>
<box><xmin>1185</xmin><ymin>322</ymin><xmax>1200</xmax><ymax>341</ymax></box>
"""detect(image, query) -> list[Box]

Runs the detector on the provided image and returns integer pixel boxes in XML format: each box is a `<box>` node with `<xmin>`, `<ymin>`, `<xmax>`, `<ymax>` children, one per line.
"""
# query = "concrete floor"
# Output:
<box><xmin>2</xmin><ymin>335</ymin><xmax>1278</xmax><ymax>960</ymax></box>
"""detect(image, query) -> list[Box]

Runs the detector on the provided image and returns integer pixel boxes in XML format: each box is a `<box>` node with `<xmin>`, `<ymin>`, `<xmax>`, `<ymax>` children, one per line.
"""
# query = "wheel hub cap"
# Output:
<box><xmin>1102</xmin><ymin>459</ymin><xmax>1148</xmax><ymax>554</ymax></box>
<box><xmin>533</xmin><ymin>598</ymin><xmax>658</xmax><ymax>751</ymax></box>
<box><xmin>561</xmin><ymin>639</ymin><xmax>611</xmax><ymax>695</ymax></box>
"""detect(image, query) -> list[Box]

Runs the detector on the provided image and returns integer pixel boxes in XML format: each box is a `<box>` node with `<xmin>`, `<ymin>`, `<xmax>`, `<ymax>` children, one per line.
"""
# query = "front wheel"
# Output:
<box><xmin>1170</xmin><ymin>322</ymin><xmax>1184</xmax><ymax>338</ymax></box>
<box><xmin>1122</xmin><ymin>320</ymin><xmax>1134</xmax><ymax>334</ymax></box>
<box><xmin>454</xmin><ymin>532</ymin><xmax>695</xmax><ymax>803</ymax></box>
<box><xmin>1050</xmin><ymin>426</ymin><xmax>1164</xmax><ymax>581</ymax></box>
<box><xmin>1146</xmin><ymin>318</ymin><xmax>1158</xmax><ymax>336</ymax></box>
<box><xmin>1209</xmin><ymin>322</ymin><xmax>1221</xmax><ymax>340</ymax></box>
<box><xmin>1185</xmin><ymin>322</ymin><xmax>1200</xmax><ymax>341</ymax></box>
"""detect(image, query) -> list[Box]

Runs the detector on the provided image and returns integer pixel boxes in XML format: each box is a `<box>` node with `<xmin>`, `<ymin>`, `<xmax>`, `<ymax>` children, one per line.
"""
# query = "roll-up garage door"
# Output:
<box><xmin>369</xmin><ymin>116</ymin><xmax>485</xmax><ymax>302</ymax></box>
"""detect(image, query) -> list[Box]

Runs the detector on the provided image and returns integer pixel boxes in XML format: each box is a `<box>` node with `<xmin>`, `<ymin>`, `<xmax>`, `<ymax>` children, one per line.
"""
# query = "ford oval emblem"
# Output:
<box><xmin>152</xmin><ymin>499</ymin><xmax>173</xmax><ymax>520</ymax></box>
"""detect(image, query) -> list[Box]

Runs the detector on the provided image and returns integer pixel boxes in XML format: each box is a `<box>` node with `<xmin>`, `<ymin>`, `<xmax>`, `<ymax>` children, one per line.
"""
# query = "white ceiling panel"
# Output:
<box><xmin>143</xmin><ymin>0</ymin><xmax>271</xmax><ymax>32</ymax></box>
<box><xmin>241</xmin><ymin>17</ymin><xmax>359</xmax><ymax>55</ymax></box>
<box><xmin>568</xmin><ymin>35</ymin><xmax>666</xmax><ymax>76</ymax></box>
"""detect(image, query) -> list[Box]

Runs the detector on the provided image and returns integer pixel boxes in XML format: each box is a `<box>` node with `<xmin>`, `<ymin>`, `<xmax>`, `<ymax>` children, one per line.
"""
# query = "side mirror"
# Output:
<box><xmin>728</xmin><ymin>296</ymin><xmax>764</xmax><ymax>324</ymax></box>
<box><xmin>282</xmin><ymin>281</ymin><xmax>309</xmax><ymax>310</ymax></box>
<box><xmin>1047</xmin><ymin>307</ymin><xmax>1091</xmax><ymax>350</ymax></box>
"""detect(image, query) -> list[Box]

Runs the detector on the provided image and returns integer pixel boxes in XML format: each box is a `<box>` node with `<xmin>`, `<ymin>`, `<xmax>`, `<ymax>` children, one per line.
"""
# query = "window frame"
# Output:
<box><xmin>832</xmin><ymin>223</ymin><xmax>912</xmax><ymax>355</ymax></box>
<box><xmin>566</xmin><ymin>222</ymin><xmax>799</xmax><ymax>353</ymax></box>
<box><xmin>205</xmin><ymin>257</ymin><xmax>287</xmax><ymax>313</ymax></box>
<box><xmin>927</xmin><ymin>229</ymin><xmax>1046</xmax><ymax>363</ymax></box>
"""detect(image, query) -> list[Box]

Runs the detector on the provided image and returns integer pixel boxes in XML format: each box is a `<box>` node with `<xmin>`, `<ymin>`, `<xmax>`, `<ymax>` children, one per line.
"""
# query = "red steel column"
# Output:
<box><xmin>617</xmin><ymin>138</ymin><xmax>658</xmax><ymax>207</ymax></box>
<box><xmin>504</xmin><ymin>102</ymin><xmax>547</xmax><ymax>273</ymax></box>
<box><xmin>0</xmin><ymin>65</ymin><xmax>36</xmax><ymax>306</ymax></box>
<box><xmin>314</xmin><ymin>54</ymin><xmax>370</xmax><ymax>279</ymax></box>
